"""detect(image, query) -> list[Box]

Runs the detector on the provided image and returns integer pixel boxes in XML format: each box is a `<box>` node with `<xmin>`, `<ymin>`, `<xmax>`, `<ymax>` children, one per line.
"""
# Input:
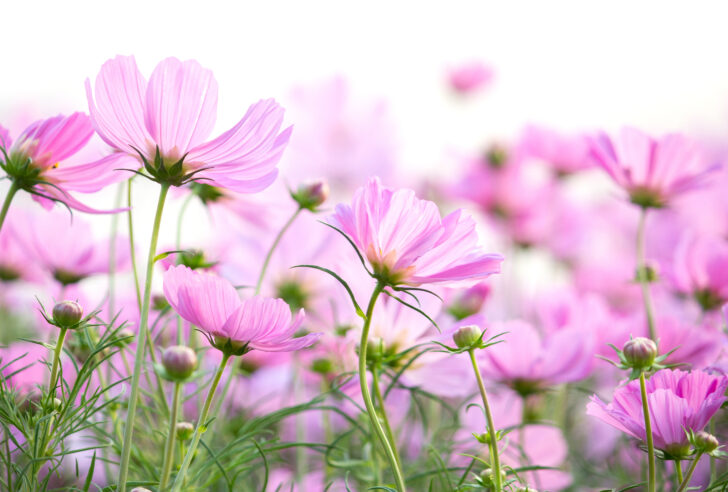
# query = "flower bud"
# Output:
<box><xmin>694</xmin><ymin>431</ymin><xmax>720</xmax><ymax>453</ymax></box>
<box><xmin>447</xmin><ymin>283</ymin><xmax>490</xmax><ymax>320</ymax></box>
<box><xmin>152</xmin><ymin>294</ymin><xmax>169</xmax><ymax>311</ymax></box>
<box><xmin>622</xmin><ymin>337</ymin><xmax>657</xmax><ymax>370</ymax></box>
<box><xmin>292</xmin><ymin>180</ymin><xmax>329</xmax><ymax>211</ymax></box>
<box><xmin>113</xmin><ymin>327</ymin><xmax>134</xmax><ymax>347</ymax></box>
<box><xmin>52</xmin><ymin>300</ymin><xmax>83</xmax><ymax>328</ymax></box>
<box><xmin>453</xmin><ymin>325</ymin><xmax>483</xmax><ymax>349</ymax></box>
<box><xmin>176</xmin><ymin>421</ymin><xmax>195</xmax><ymax>441</ymax></box>
<box><xmin>162</xmin><ymin>346</ymin><xmax>198</xmax><ymax>381</ymax></box>
<box><xmin>131</xmin><ymin>488</ymin><xmax>153</xmax><ymax>492</ymax></box>
<box><xmin>311</xmin><ymin>358</ymin><xmax>334</xmax><ymax>375</ymax></box>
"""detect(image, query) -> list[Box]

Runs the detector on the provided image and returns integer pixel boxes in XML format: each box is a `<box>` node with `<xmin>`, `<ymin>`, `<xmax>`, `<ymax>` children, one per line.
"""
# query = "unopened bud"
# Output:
<box><xmin>623</xmin><ymin>337</ymin><xmax>657</xmax><ymax>370</ymax></box>
<box><xmin>176</xmin><ymin>421</ymin><xmax>195</xmax><ymax>441</ymax></box>
<box><xmin>162</xmin><ymin>346</ymin><xmax>198</xmax><ymax>381</ymax></box>
<box><xmin>694</xmin><ymin>431</ymin><xmax>720</xmax><ymax>453</ymax></box>
<box><xmin>311</xmin><ymin>358</ymin><xmax>334</xmax><ymax>375</ymax></box>
<box><xmin>52</xmin><ymin>300</ymin><xmax>83</xmax><ymax>328</ymax></box>
<box><xmin>485</xmin><ymin>144</ymin><xmax>508</xmax><ymax>169</ymax></box>
<box><xmin>152</xmin><ymin>295</ymin><xmax>169</xmax><ymax>311</ymax></box>
<box><xmin>453</xmin><ymin>325</ymin><xmax>483</xmax><ymax>349</ymax></box>
<box><xmin>130</xmin><ymin>488</ymin><xmax>153</xmax><ymax>492</ymax></box>
<box><xmin>448</xmin><ymin>284</ymin><xmax>490</xmax><ymax>320</ymax></box>
<box><xmin>292</xmin><ymin>180</ymin><xmax>329</xmax><ymax>211</ymax></box>
<box><xmin>114</xmin><ymin>327</ymin><xmax>134</xmax><ymax>347</ymax></box>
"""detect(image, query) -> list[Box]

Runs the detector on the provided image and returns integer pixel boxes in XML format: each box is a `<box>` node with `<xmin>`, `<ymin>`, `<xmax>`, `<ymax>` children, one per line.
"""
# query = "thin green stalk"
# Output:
<box><xmin>116</xmin><ymin>183</ymin><xmax>170</xmax><ymax>492</ymax></box>
<box><xmin>710</xmin><ymin>419</ymin><xmax>716</xmax><ymax>482</ymax></box>
<box><xmin>170</xmin><ymin>353</ymin><xmax>231</xmax><ymax>492</ymax></box>
<box><xmin>676</xmin><ymin>453</ymin><xmax>704</xmax><ymax>492</ymax></box>
<box><xmin>159</xmin><ymin>382</ymin><xmax>182</xmax><ymax>490</ymax></box>
<box><xmin>108</xmin><ymin>181</ymin><xmax>125</xmax><ymax>318</ymax></box>
<box><xmin>127</xmin><ymin>178</ymin><xmax>142</xmax><ymax>311</ymax></box>
<box><xmin>639</xmin><ymin>371</ymin><xmax>656</xmax><ymax>492</ymax></box>
<box><xmin>0</xmin><ymin>181</ymin><xmax>19</xmax><ymax>233</ymax></box>
<box><xmin>675</xmin><ymin>460</ymin><xmax>683</xmax><ymax>485</ymax></box>
<box><xmin>47</xmin><ymin>327</ymin><xmax>68</xmax><ymax>399</ymax></box>
<box><xmin>255</xmin><ymin>207</ymin><xmax>302</xmax><ymax>295</ymax></box>
<box><xmin>359</xmin><ymin>281</ymin><xmax>406</xmax><ymax>491</ymax></box>
<box><xmin>174</xmin><ymin>192</ymin><xmax>194</xmax><ymax>344</ymax></box>
<box><xmin>636</xmin><ymin>207</ymin><xmax>657</xmax><ymax>341</ymax></box>
<box><xmin>468</xmin><ymin>349</ymin><xmax>502</xmax><ymax>492</ymax></box>
<box><xmin>371</xmin><ymin>365</ymin><xmax>403</xmax><ymax>469</ymax></box>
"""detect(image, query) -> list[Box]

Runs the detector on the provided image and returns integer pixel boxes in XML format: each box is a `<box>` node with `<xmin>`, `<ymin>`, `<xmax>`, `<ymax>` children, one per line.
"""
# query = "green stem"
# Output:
<box><xmin>47</xmin><ymin>327</ymin><xmax>68</xmax><ymax>399</ymax></box>
<box><xmin>371</xmin><ymin>364</ymin><xmax>403</xmax><ymax>469</ymax></box>
<box><xmin>359</xmin><ymin>281</ymin><xmax>406</xmax><ymax>491</ymax></box>
<box><xmin>108</xmin><ymin>181</ymin><xmax>125</xmax><ymax>319</ymax></box>
<box><xmin>127</xmin><ymin>178</ymin><xmax>142</xmax><ymax>311</ymax></box>
<box><xmin>675</xmin><ymin>460</ymin><xmax>683</xmax><ymax>485</ymax></box>
<box><xmin>676</xmin><ymin>453</ymin><xmax>704</xmax><ymax>492</ymax></box>
<box><xmin>170</xmin><ymin>353</ymin><xmax>231</xmax><ymax>492</ymax></box>
<box><xmin>0</xmin><ymin>181</ymin><xmax>19</xmax><ymax>233</ymax></box>
<box><xmin>640</xmin><ymin>371</ymin><xmax>656</xmax><ymax>492</ymax></box>
<box><xmin>116</xmin><ymin>183</ymin><xmax>170</xmax><ymax>492</ymax></box>
<box><xmin>468</xmin><ymin>349</ymin><xmax>502</xmax><ymax>492</ymax></box>
<box><xmin>710</xmin><ymin>419</ymin><xmax>716</xmax><ymax>483</ymax></box>
<box><xmin>159</xmin><ymin>382</ymin><xmax>182</xmax><ymax>490</ymax></box>
<box><xmin>636</xmin><ymin>207</ymin><xmax>657</xmax><ymax>341</ymax></box>
<box><xmin>254</xmin><ymin>207</ymin><xmax>302</xmax><ymax>295</ymax></box>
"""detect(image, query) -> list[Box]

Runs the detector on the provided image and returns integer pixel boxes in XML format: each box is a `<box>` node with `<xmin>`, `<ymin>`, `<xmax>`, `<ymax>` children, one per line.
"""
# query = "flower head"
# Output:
<box><xmin>329</xmin><ymin>177</ymin><xmax>503</xmax><ymax>287</ymax></box>
<box><xmin>588</xmin><ymin>127</ymin><xmax>719</xmax><ymax>208</ymax></box>
<box><xmin>86</xmin><ymin>55</ymin><xmax>291</xmax><ymax>191</ymax></box>
<box><xmin>587</xmin><ymin>369</ymin><xmax>728</xmax><ymax>457</ymax></box>
<box><xmin>163</xmin><ymin>265</ymin><xmax>320</xmax><ymax>356</ymax></box>
<box><xmin>0</xmin><ymin>113</ymin><xmax>125</xmax><ymax>213</ymax></box>
<box><xmin>447</xmin><ymin>61</ymin><xmax>494</xmax><ymax>94</ymax></box>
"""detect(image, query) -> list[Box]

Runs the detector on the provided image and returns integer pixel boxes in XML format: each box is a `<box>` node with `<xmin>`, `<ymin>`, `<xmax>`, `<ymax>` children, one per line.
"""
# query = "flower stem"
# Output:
<box><xmin>676</xmin><ymin>453</ymin><xmax>703</xmax><ymax>492</ymax></box>
<box><xmin>117</xmin><ymin>183</ymin><xmax>170</xmax><ymax>492</ymax></box>
<box><xmin>0</xmin><ymin>181</ymin><xmax>19</xmax><ymax>233</ymax></box>
<box><xmin>359</xmin><ymin>281</ymin><xmax>407</xmax><ymax>491</ymax></box>
<box><xmin>468</xmin><ymin>349</ymin><xmax>502</xmax><ymax>492</ymax></box>
<box><xmin>675</xmin><ymin>460</ymin><xmax>683</xmax><ymax>485</ymax></box>
<box><xmin>159</xmin><ymin>382</ymin><xmax>182</xmax><ymax>490</ymax></box>
<box><xmin>636</xmin><ymin>207</ymin><xmax>657</xmax><ymax>341</ymax></box>
<box><xmin>127</xmin><ymin>178</ymin><xmax>142</xmax><ymax>311</ymax></box>
<box><xmin>47</xmin><ymin>327</ymin><xmax>68</xmax><ymax>399</ymax></box>
<box><xmin>371</xmin><ymin>364</ymin><xmax>403</xmax><ymax>469</ymax></box>
<box><xmin>639</xmin><ymin>371</ymin><xmax>656</xmax><ymax>492</ymax></box>
<box><xmin>254</xmin><ymin>206</ymin><xmax>302</xmax><ymax>295</ymax></box>
<box><xmin>170</xmin><ymin>353</ymin><xmax>231</xmax><ymax>492</ymax></box>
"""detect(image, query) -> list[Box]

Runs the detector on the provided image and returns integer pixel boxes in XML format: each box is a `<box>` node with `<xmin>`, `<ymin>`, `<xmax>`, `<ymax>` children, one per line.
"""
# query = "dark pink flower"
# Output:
<box><xmin>447</xmin><ymin>61</ymin><xmax>494</xmax><ymax>94</ymax></box>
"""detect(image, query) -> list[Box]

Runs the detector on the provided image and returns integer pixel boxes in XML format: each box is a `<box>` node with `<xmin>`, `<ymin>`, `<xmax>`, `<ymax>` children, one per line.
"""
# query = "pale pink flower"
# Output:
<box><xmin>0</xmin><ymin>113</ymin><xmax>124</xmax><ymax>213</ymax></box>
<box><xmin>671</xmin><ymin>230</ymin><xmax>728</xmax><ymax>310</ymax></box>
<box><xmin>587</xmin><ymin>369</ymin><xmax>728</xmax><ymax>456</ymax></box>
<box><xmin>0</xmin><ymin>342</ymin><xmax>47</xmax><ymax>394</ymax></box>
<box><xmin>521</xmin><ymin>125</ymin><xmax>593</xmax><ymax>175</ymax></box>
<box><xmin>480</xmin><ymin>319</ymin><xmax>595</xmax><ymax>394</ymax></box>
<box><xmin>0</xmin><ymin>212</ymin><xmax>43</xmax><ymax>283</ymax></box>
<box><xmin>163</xmin><ymin>265</ymin><xmax>320</xmax><ymax>354</ymax></box>
<box><xmin>447</xmin><ymin>61</ymin><xmax>494</xmax><ymax>94</ymax></box>
<box><xmin>330</xmin><ymin>177</ymin><xmax>503</xmax><ymax>287</ymax></box>
<box><xmin>86</xmin><ymin>55</ymin><xmax>291</xmax><ymax>192</ymax></box>
<box><xmin>588</xmin><ymin>127</ymin><xmax>719</xmax><ymax>208</ymax></box>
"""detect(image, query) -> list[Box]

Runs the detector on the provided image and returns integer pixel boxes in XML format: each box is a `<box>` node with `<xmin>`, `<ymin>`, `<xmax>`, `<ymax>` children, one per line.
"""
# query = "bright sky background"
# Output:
<box><xmin>3</xmin><ymin>0</ymin><xmax>728</xmax><ymax>176</ymax></box>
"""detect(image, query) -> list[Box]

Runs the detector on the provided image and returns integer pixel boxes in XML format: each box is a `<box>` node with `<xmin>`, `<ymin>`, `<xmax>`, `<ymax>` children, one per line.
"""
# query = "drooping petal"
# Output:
<box><xmin>44</xmin><ymin>153</ymin><xmax>130</xmax><ymax>192</ymax></box>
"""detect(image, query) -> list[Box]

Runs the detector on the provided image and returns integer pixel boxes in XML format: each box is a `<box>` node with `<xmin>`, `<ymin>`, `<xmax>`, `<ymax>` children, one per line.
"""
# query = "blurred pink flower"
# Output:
<box><xmin>521</xmin><ymin>125</ymin><xmax>593</xmax><ymax>175</ymax></box>
<box><xmin>14</xmin><ymin>209</ymin><xmax>130</xmax><ymax>286</ymax></box>
<box><xmin>587</xmin><ymin>369</ymin><xmax>728</xmax><ymax>455</ymax></box>
<box><xmin>671</xmin><ymin>230</ymin><xmax>728</xmax><ymax>310</ymax></box>
<box><xmin>330</xmin><ymin>177</ymin><xmax>503</xmax><ymax>287</ymax></box>
<box><xmin>481</xmin><ymin>319</ymin><xmax>595</xmax><ymax>394</ymax></box>
<box><xmin>588</xmin><ymin>127</ymin><xmax>719</xmax><ymax>208</ymax></box>
<box><xmin>0</xmin><ymin>342</ymin><xmax>47</xmax><ymax>394</ymax></box>
<box><xmin>0</xmin><ymin>113</ymin><xmax>124</xmax><ymax>213</ymax></box>
<box><xmin>86</xmin><ymin>55</ymin><xmax>291</xmax><ymax>192</ymax></box>
<box><xmin>447</xmin><ymin>61</ymin><xmax>494</xmax><ymax>94</ymax></box>
<box><xmin>163</xmin><ymin>265</ymin><xmax>320</xmax><ymax>354</ymax></box>
<box><xmin>0</xmin><ymin>213</ymin><xmax>43</xmax><ymax>283</ymax></box>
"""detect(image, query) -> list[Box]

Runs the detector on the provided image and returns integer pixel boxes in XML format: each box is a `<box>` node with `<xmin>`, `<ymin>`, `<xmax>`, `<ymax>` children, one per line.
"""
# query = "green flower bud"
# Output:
<box><xmin>623</xmin><ymin>337</ymin><xmax>657</xmax><ymax>370</ymax></box>
<box><xmin>176</xmin><ymin>421</ymin><xmax>195</xmax><ymax>441</ymax></box>
<box><xmin>453</xmin><ymin>325</ymin><xmax>483</xmax><ymax>349</ymax></box>
<box><xmin>52</xmin><ymin>300</ymin><xmax>83</xmax><ymax>328</ymax></box>
<box><xmin>161</xmin><ymin>346</ymin><xmax>198</xmax><ymax>381</ymax></box>
<box><xmin>694</xmin><ymin>431</ymin><xmax>720</xmax><ymax>453</ymax></box>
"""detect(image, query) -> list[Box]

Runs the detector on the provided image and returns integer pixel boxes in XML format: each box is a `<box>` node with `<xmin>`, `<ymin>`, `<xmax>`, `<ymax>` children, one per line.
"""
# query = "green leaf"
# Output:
<box><xmin>292</xmin><ymin>264</ymin><xmax>365</xmax><ymax>318</ymax></box>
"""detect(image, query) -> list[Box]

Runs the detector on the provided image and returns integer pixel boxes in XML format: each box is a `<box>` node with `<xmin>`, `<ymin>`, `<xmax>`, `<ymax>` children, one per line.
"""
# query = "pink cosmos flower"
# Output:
<box><xmin>0</xmin><ymin>342</ymin><xmax>48</xmax><ymax>394</ymax></box>
<box><xmin>14</xmin><ymin>209</ymin><xmax>129</xmax><ymax>286</ymax></box>
<box><xmin>447</xmin><ymin>61</ymin><xmax>494</xmax><ymax>94</ymax></box>
<box><xmin>0</xmin><ymin>213</ymin><xmax>43</xmax><ymax>283</ymax></box>
<box><xmin>329</xmin><ymin>177</ymin><xmax>503</xmax><ymax>287</ymax></box>
<box><xmin>671</xmin><ymin>230</ymin><xmax>728</xmax><ymax>310</ymax></box>
<box><xmin>587</xmin><ymin>369</ymin><xmax>728</xmax><ymax>456</ymax></box>
<box><xmin>163</xmin><ymin>265</ymin><xmax>320</xmax><ymax>355</ymax></box>
<box><xmin>86</xmin><ymin>55</ymin><xmax>291</xmax><ymax>192</ymax></box>
<box><xmin>521</xmin><ymin>125</ymin><xmax>593</xmax><ymax>175</ymax></box>
<box><xmin>0</xmin><ymin>113</ymin><xmax>124</xmax><ymax>213</ymax></box>
<box><xmin>588</xmin><ymin>127</ymin><xmax>719</xmax><ymax>208</ymax></box>
<box><xmin>480</xmin><ymin>319</ymin><xmax>595</xmax><ymax>395</ymax></box>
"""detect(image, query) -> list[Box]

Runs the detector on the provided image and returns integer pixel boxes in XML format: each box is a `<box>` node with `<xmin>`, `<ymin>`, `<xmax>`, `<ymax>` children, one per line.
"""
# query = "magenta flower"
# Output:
<box><xmin>481</xmin><ymin>320</ymin><xmax>595</xmax><ymax>395</ymax></box>
<box><xmin>329</xmin><ymin>177</ymin><xmax>503</xmax><ymax>287</ymax></box>
<box><xmin>588</xmin><ymin>127</ymin><xmax>719</xmax><ymax>208</ymax></box>
<box><xmin>163</xmin><ymin>265</ymin><xmax>320</xmax><ymax>355</ymax></box>
<box><xmin>587</xmin><ymin>369</ymin><xmax>728</xmax><ymax>457</ymax></box>
<box><xmin>0</xmin><ymin>113</ymin><xmax>124</xmax><ymax>213</ymax></box>
<box><xmin>86</xmin><ymin>55</ymin><xmax>291</xmax><ymax>191</ymax></box>
<box><xmin>447</xmin><ymin>61</ymin><xmax>494</xmax><ymax>94</ymax></box>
